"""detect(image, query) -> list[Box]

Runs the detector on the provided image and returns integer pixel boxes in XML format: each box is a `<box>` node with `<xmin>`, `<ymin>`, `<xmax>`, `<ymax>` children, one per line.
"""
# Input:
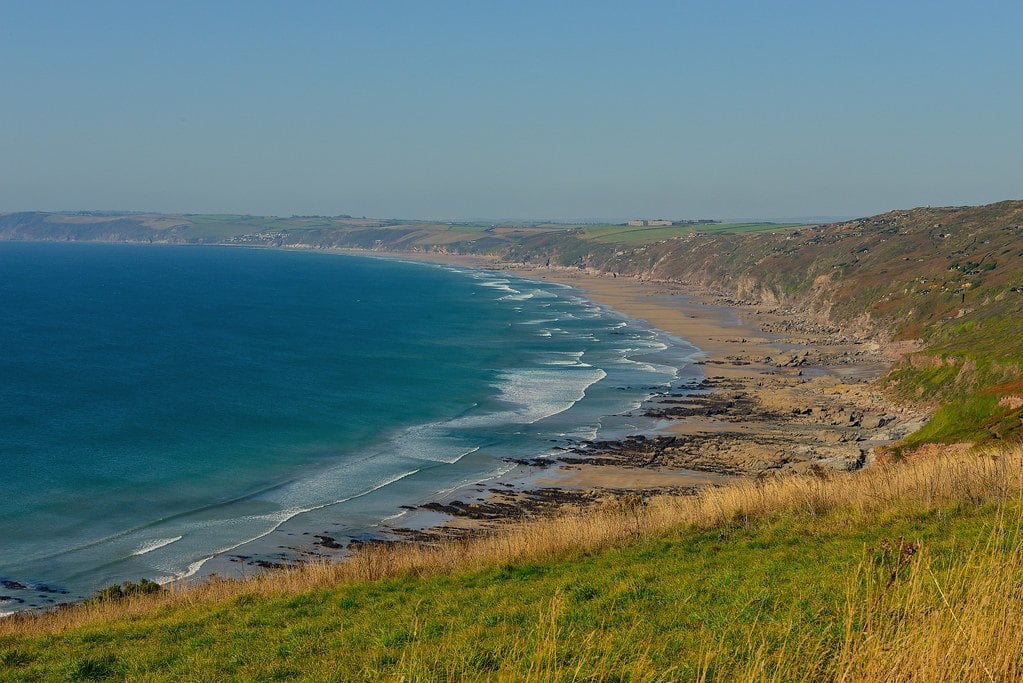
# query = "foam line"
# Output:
<box><xmin>170</xmin><ymin>468</ymin><xmax>422</xmax><ymax>582</ymax></box>
<box><xmin>132</xmin><ymin>536</ymin><xmax>183</xmax><ymax>556</ymax></box>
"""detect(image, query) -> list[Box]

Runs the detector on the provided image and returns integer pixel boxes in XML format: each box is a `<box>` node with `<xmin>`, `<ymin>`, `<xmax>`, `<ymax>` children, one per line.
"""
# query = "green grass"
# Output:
<box><xmin>927</xmin><ymin>313</ymin><xmax>1023</xmax><ymax>367</ymax></box>
<box><xmin>442</xmin><ymin>224</ymin><xmax>493</xmax><ymax>233</ymax></box>
<box><xmin>899</xmin><ymin>393</ymin><xmax>1005</xmax><ymax>448</ymax></box>
<box><xmin>888</xmin><ymin>356</ymin><xmax>1023</xmax><ymax>450</ymax></box>
<box><xmin>581</xmin><ymin>223</ymin><xmax>807</xmax><ymax>244</ymax></box>
<box><xmin>167</xmin><ymin>215</ymin><xmax>294</xmax><ymax>241</ymax></box>
<box><xmin>886</xmin><ymin>309</ymin><xmax>1023</xmax><ymax>449</ymax></box>
<box><xmin>0</xmin><ymin>500</ymin><xmax>1005</xmax><ymax>681</ymax></box>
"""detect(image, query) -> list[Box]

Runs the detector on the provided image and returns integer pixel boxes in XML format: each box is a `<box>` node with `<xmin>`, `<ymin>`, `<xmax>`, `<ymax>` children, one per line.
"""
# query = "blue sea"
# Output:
<box><xmin>0</xmin><ymin>242</ymin><xmax>699</xmax><ymax>613</ymax></box>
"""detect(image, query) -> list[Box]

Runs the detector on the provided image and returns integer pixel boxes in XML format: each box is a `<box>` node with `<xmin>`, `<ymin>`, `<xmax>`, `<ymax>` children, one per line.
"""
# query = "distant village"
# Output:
<box><xmin>625</xmin><ymin>218</ymin><xmax>720</xmax><ymax>227</ymax></box>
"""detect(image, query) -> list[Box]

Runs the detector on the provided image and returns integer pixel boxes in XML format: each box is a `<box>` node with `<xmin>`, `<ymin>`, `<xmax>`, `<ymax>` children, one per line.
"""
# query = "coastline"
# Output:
<box><xmin>6</xmin><ymin>243</ymin><xmax>714</xmax><ymax>614</ymax></box>
<box><xmin>163</xmin><ymin>249</ymin><xmax>711</xmax><ymax>585</ymax></box>
<box><xmin>311</xmin><ymin>249</ymin><xmax>928</xmax><ymax>545</ymax></box>
<box><xmin>2</xmin><ymin>244</ymin><xmax>929</xmax><ymax>613</ymax></box>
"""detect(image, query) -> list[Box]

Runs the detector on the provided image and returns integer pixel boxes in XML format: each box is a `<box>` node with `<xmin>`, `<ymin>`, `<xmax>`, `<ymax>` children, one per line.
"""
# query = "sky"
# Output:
<box><xmin>1</xmin><ymin>1</ymin><xmax>1020</xmax><ymax>221</ymax></box>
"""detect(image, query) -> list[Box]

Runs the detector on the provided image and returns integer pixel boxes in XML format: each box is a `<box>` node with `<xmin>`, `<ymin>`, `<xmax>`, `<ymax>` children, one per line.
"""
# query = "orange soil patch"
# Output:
<box><xmin>983</xmin><ymin>376</ymin><xmax>1023</xmax><ymax>395</ymax></box>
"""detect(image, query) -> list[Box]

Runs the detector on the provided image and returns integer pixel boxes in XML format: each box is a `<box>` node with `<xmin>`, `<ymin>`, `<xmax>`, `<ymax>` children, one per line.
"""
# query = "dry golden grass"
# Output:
<box><xmin>831</xmin><ymin>515</ymin><xmax>1023</xmax><ymax>681</ymax></box>
<box><xmin>379</xmin><ymin>501</ymin><xmax>1023</xmax><ymax>683</ymax></box>
<box><xmin>6</xmin><ymin>444</ymin><xmax>1023</xmax><ymax>649</ymax></box>
<box><xmin>679</xmin><ymin>507</ymin><xmax>1023</xmax><ymax>682</ymax></box>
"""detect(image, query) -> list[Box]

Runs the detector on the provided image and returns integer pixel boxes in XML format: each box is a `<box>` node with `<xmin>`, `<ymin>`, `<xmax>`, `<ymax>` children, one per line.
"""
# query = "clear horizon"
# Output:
<box><xmin>2</xmin><ymin>1</ymin><xmax>1021</xmax><ymax>220</ymax></box>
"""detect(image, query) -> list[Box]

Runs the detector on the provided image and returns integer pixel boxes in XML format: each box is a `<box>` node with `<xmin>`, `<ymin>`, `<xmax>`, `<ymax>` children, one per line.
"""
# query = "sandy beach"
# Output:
<box><xmin>1</xmin><ymin>245</ymin><xmax>934</xmax><ymax>609</ymax></box>
<box><xmin>320</xmin><ymin>250</ymin><xmax>930</xmax><ymax>542</ymax></box>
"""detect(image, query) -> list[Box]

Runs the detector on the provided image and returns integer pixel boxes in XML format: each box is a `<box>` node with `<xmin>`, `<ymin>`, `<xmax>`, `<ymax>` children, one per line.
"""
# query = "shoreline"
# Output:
<box><xmin>3</xmin><ymin>244</ymin><xmax>929</xmax><ymax>614</ymax></box>
<box><xmin>200</xmin><ymin>253</ymin><xmax>720</xmax><ymax>573</ymax></box>
<box><xmin>150</xmin><ymin>250</ymin><xmax>713</xmax><ymax>588</ymax></box>
<box><xmin>6</xmin><ymin>243</ymin><xmax>709</xmax><ymax>615</ymax></box>
<box><xmin>305</xmin><ymin>249</ymin><xmax>928</xmax><ymax>545</ymax></box>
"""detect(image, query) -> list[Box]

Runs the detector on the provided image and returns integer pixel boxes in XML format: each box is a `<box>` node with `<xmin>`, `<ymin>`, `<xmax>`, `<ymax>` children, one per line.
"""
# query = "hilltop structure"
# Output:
<box><xmin>627</xmin><ymin>219</ymin><xmax>720</xmax><ymax>226</ymax></box>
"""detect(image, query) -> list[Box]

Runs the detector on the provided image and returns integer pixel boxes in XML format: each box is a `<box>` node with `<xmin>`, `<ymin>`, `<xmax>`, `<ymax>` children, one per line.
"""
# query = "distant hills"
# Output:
<box><xmin>0</xmin><ymin>211</ymin><xmax>806</xmax><ymax>250</ymax></box>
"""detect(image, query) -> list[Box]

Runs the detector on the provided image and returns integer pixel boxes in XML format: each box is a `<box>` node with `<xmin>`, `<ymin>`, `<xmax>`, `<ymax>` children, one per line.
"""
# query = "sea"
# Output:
<box><xmin>0</xmin><ymin>242</ymin><xmax>700</xmax><ymax>613</ymax></box>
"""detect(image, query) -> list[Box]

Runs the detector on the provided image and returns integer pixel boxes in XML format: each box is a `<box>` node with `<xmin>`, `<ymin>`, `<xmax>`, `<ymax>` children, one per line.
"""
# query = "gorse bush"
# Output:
<box><xmin>90</xmin><ymin>579</ymin><xmax>164</xmax><ymax>603</ymax></box>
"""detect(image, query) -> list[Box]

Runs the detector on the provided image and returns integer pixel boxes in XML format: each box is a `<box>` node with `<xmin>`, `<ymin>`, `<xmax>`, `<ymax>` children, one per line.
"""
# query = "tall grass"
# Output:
<box><xmin>684</xmin><ymin>508</ymin><xmax>1023</xmax><ymax>682</ymax></box>
<box><xmin>5</xmin><ymin>446</ymin><xmax>1023</xmax><ymax>680</ymax></box>
<box><xmin>831</xmin><ymin>513</ymin><xmax>1023</xmax><ymax>681</ymax></box>
<box><xmin>5</xmin><ymin>447</ymin><xmax>1019</xmax><ymax>629</ymax></box>
<box><xmin>378</xmin><ymin>445</ymin><xmax>1023</xmax><ymax>682</ymax></box>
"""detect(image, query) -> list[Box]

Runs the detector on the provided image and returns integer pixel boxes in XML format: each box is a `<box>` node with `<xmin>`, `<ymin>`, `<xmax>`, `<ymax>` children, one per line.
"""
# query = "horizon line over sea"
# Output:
<box><xmin>0</xmin><ymin>242</ymin><xmax>702</xmax><ymax>614</ymax></box>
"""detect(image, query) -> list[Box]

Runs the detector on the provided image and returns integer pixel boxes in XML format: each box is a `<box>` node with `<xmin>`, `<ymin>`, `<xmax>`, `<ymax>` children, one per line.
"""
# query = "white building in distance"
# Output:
<box><xmin>628</xmin><ymin>219</ymin><xmax>673</xmax><ymax>227</ymax></box>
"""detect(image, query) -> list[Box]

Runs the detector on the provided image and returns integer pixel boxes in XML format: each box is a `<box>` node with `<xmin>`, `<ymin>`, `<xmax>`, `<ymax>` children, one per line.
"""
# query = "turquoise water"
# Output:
<box><xmin>0</xmin><ymin>243</ymin><xmax>698</xmax><ymax>612</ymax></box>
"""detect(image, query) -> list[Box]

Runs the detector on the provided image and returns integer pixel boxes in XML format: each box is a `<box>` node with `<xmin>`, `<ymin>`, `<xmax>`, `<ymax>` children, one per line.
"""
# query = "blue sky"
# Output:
<box><xmin>1</xmin><ymin>1</ymin><xmax>1020</xmax><ymax>220</ymax></box>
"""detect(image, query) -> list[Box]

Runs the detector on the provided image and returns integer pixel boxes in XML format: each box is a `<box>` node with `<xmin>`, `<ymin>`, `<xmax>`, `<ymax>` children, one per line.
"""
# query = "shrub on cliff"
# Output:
<box><xmin>91</xmin><ymin>578</ymin><xmax>163</xmax><ymax>602</ymax></box>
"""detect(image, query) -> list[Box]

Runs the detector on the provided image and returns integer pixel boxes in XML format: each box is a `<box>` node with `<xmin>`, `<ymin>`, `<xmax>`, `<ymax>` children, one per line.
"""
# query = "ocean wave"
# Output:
<box><xmin>171</xmin><ymin>467</ymin><xmax>423</xmax><ymax>582</ymax></box>
<box><xmin>427</xmin><ymin>460</ymin><xmax>519</xmax><ymax>502</ymax></box>
<box><xmin>565</xmin><ymin>423</ymin><xmax>600</xmax><ymax>441</ymax></box>
<box><xmin>494</xmin><ymin>366</ymin><xmax>608</xmax><ymax>425</ymax></box>
<box><xmin>391</xmin><ymin>423</ymin><xmax>484</xmax><ymax>464</ymax></box>
<box><xmin>617</xmin><ymin>355</ymin><xmax>659</xmax><ymax>373</ymax></box>
<box><xmin>633</xmin><ymin>339</ymin><xmax>669</xmax><ymax>352</ymax></box>
<box><xmin>7</xmin><ymin>473</ymin><xmax>308</xmax><ymax>569</ymax></box>
<box><xmin>440</xmin><ymin>366</ymin><xmax>606</xmax><ymax>430</ymax></box>
<box><xmin>132</xmin><ymin>536</ymin><xmax>183</xmax><ymax>556</ymax></box>
<box><xmin>540</xmin><ymin>351</ymin><xmax>591</xmax><ymax>367</ymax></box>
<box><xmin>378</xmin><ymin>509</ymin><xmax>409</xmax><ymax>523</ymax></box>
<box><xmin>501</xmin><ymin>288</ymin><xmax>558</xmax><ymax>302</ymax></box>
<box><xmin>478</xmin><ymin>279</ymin><xmax>519</xmax><ymax>296</ymax></box>
<box><xmin>498</xmin><ymin>291</ymin><xmax>534</xmax><ymax>301</ymax></box>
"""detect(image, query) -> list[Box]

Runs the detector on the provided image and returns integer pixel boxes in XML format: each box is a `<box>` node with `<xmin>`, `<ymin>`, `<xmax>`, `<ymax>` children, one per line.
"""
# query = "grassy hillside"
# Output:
<box><xmin>579</xmin><ymin>222</ymin><xmax>806</xmax><ymax>244</ymax></box>
<box><xmin>493</xmin><ymin>202</ymin><xmax>1023</xmax><ymax>447</ymax></box>
<box><xmin>0</xmin><ymin>213</ymin><xmax>806</xmax><ymax>251</ymax></box>
<box><xmin>2</xmin><ymin>447</ymin><xmax>1022</xmax><ymax>681</ymax></box>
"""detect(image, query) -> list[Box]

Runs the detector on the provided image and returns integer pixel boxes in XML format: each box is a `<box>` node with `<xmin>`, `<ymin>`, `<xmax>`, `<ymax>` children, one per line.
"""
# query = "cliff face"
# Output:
<box><xmin>494</xmin><ymin>202</ymin><xmax>1023</xmax><ymax>349</ymax></box>
<box><xmin>495</xmin><ymin>201</ymin><xmax>1023</xmax><ymax>446</ymax></box>
<box><xmin>0</xmin><ymin>212</ymin><xmax>197</xmax><ymax>243</ymax></box>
